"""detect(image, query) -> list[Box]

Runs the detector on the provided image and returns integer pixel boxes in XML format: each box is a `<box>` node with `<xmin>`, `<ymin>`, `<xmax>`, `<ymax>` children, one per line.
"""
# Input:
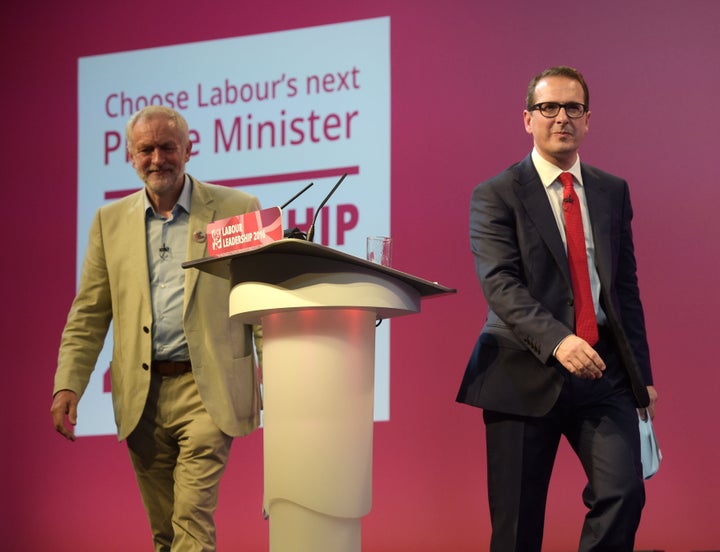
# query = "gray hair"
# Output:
<box><xmin>125</xmin><ymin>105</ymin><xmax>190</xmax><ymax>149</ymax></box>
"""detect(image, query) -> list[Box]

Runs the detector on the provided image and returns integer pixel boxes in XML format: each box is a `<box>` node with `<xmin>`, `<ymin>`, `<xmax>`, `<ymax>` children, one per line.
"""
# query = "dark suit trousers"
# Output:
<box><xmin>482</xmin><ymin>330</ymin><xmax>645</xmax><ymax>552</ymax></box>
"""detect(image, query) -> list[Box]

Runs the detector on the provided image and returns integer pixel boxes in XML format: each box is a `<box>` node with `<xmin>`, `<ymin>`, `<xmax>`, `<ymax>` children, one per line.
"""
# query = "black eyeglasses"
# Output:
<box><xmin>528</xmin><ymin>102</ymin><xmax>588</xmax><ymax>119</ymax></box>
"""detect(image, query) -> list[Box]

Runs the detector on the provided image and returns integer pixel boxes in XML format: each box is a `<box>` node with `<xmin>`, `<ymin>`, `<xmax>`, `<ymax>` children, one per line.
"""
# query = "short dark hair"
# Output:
<box><xmin>526</xmin><ymin>66</ymin><xmax>590</xmax><ymax>110</ymax></box>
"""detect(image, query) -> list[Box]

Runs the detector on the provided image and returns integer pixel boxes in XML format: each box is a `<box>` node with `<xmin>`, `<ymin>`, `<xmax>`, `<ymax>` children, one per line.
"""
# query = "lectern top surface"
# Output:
<box><xmin>183</xmin><ymin>239</ymin><xmax>455</xmax><ymax>298</ymax></box>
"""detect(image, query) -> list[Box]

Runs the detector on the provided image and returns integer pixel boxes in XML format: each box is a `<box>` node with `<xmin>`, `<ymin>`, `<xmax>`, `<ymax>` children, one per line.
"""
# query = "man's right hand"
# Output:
<box><xmin>51</xmin><ymin>390</ymin><xmax>79</xmax><ymax>441</ymax></box>
<box><xmin>555</xmin><ymin>334</ymin><xmax>606</xmax><ymax>380</ymax></box>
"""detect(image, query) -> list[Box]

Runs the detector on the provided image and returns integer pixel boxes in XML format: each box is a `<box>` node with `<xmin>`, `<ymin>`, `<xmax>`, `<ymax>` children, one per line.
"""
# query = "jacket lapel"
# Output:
<box><xmin>582</xmin><ymin>165</ymin><xmax>612</xmax><ymax>287</ymax></box>
<box><xmin>513</xmin><ymin>155</ymin><xmax>572</xmax><ymax>288</ymax></box>
<box><xmin>184</xmin><ymin>176</ymin><xmax>215</xmax><ymax>311</ymax></box>
<box><xmin>123</xmin><ymin>191</ymin><xmax>153</xmax><ymax>302</ymax></box>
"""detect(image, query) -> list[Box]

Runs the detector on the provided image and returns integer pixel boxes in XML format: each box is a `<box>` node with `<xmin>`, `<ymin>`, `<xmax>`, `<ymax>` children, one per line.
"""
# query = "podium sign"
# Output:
<box><xmin>207</xmin><ymin>206</ymin><xmax>283</xmax><ymax>257</ymax></box>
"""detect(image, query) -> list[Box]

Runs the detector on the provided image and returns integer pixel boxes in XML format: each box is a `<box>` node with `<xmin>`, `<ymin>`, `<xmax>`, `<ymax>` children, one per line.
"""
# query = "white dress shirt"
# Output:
<box><xmin>531</xmin><ymin>148</ymin><xmax>606</xmax><ymax>327</ymax></box>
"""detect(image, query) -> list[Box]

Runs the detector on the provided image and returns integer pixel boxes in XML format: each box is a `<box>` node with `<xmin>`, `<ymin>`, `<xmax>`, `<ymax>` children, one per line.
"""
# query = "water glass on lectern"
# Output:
<box><xmin>366</xmin><ymin>236</ymin><xmax>392</xmax><ymax>267</ymax></box>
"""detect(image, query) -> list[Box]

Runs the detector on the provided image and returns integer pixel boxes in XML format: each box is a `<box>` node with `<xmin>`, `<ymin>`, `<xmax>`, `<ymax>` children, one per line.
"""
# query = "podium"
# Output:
<box><xmin>184</xmin><ymin>239</ymin><xmax>454</xmax><ymax>552</ymax></box>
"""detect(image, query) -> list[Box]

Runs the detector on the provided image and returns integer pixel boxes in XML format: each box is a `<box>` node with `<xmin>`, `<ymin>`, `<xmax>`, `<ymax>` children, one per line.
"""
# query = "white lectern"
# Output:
<box><xmin>184</xmin><ymin>239</ymin><xmax>454</xmax><ymax>552</ymax></box>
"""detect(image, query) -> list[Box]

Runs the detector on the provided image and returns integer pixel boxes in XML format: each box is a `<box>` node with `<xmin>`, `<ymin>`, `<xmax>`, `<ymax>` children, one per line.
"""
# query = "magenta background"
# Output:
<box><xmin>3</xmin><ymin>1</ymin><xmax>719</xmax><ymax>550</ymax></box>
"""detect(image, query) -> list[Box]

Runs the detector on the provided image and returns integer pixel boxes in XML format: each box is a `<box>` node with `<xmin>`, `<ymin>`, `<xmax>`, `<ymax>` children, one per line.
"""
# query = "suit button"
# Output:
<box><xmin>142</xmin><ymin>363</ymin><xmax>150</xmax><ymax>371</ymax></box>
<box><xmin>143</xmin><ymin>326</ymin><xmax>150</xmax><ymax>334</ymax></box>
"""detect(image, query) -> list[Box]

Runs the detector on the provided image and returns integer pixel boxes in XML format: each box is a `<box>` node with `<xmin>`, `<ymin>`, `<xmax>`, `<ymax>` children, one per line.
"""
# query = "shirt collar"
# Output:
<box><xmin>531</xmin><ymin>148</ymin><xmax>584</xmax><ymax>188</ymax></box>
<box><xmin>144</xmin><ymin>174</ymin><xmax>192</xmax><ymax>217</ymax></box>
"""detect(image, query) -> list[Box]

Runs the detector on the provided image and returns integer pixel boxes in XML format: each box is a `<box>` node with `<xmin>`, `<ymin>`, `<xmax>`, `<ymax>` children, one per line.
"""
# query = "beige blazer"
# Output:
<box><xmin>54</xmin><ymin>177</ymin><xmax>262</xmax><ymax>440</ymax></box>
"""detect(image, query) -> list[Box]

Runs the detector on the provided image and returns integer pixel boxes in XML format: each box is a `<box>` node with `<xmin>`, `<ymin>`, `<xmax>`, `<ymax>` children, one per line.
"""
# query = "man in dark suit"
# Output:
<box><xmin>456</xmin><ymin>66</ymin><xmax>658</xmax><ymax>551</ymax></box>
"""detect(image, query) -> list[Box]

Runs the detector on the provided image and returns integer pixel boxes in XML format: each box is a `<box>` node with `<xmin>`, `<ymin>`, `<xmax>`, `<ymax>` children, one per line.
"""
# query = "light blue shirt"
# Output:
<box><xmin>531</xmin><ymin>149</ymin><xmax>606</xmax><ymax>326</ymax></box>
<box><xmin>144</xmin><ymin>176</ymin><xmax>192</xmax><ymax>361</ymax></box>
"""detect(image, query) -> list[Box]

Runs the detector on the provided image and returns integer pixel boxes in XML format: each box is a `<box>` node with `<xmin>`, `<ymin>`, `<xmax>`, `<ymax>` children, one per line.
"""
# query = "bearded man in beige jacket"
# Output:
<box><xmin>51</xmin><ymin>105</ymin><xmax>262</xmax><ymax>552</ymax></box>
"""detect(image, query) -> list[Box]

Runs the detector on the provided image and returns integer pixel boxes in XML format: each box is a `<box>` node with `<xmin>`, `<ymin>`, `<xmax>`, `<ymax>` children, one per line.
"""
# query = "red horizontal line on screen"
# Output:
<box><xmin>103</xmin><ymin>165</ymin><xmax>360</xmax><ymax>201</ymax></box>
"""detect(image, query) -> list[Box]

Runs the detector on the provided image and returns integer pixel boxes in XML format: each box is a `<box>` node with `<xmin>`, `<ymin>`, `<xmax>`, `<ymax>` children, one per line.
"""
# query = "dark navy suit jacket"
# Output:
<box><xmin>457</xmin><ymin>155</ymin><xmax>652</xmax><ymax>416</ymax></box>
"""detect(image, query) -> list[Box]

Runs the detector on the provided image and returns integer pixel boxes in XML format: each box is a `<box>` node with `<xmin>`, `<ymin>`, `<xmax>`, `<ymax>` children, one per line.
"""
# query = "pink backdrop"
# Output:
<box><xmin>3</xmin><ymin>1</ymin><xmax>719</xmax><ymax>550</ymax></box>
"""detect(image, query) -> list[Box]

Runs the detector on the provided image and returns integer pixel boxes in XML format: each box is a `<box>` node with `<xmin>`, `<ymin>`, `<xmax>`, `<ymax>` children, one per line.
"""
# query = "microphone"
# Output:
<box><xmin>159</xmin><ymin>244</ymin><xmax>170</xmax><ymax>259</ymax></box>
<box><xmin>281</xmin><ymin>181</ymin><xmax>314</xmax><ymax>209</ymax></box>
<box><xmin>281</xmin><ymin>181</ymin><xmax>315</xmax><ymax>239</ymax></box>
<box><xmin>563</xmin><ymin>196</ymin><xmax>573</xmax><ymax>204</ymax></box>
<box><xmin>306</xmin><ymin>173</ymin><xmax>348</xmax><ymax>243</ymax></box>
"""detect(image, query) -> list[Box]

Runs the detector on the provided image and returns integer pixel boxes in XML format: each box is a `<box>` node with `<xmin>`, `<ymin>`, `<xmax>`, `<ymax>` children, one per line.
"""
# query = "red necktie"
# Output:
<box><xmin>559</xmin><ymin>172</ymin><xmax>598</xmax><ymax>345</ymax></box>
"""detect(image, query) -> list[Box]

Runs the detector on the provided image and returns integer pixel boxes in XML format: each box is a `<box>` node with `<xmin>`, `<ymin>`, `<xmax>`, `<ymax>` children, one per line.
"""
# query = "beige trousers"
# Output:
<box><xmin>127</xmin><ymin>371</ymin><xmax>232</xmax><ymax>552</ymax></box>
